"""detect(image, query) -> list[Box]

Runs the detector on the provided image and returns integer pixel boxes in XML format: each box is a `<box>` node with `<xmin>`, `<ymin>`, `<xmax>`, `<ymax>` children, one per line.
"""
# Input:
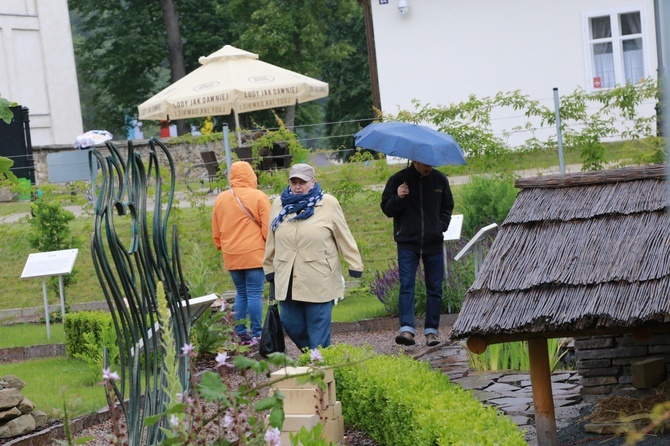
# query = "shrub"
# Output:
<box><xmin>27</xmin><ymin>198</ymin><xmax>81</xmax><ymax>297</ymax></box>
<box><xmin>456</xmin><ymin>173</ymin><xmax>518</xmax><ymax>238</ymax></box>
<box><xmin>302</xmin><ymin>344</ymin><xmax>525</xmax><ymax>445</ymax></box>
<box><xmin>63</xmin><ymin>311</ymin><xmax>114</xmax><ymax>358</ymax></box>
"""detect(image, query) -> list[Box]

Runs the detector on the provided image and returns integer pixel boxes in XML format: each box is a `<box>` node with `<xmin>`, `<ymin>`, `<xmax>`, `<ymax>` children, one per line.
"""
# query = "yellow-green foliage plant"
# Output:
<box><xmin>303</xmin><ymin>344</ymin><xmax>526</xmax><ymax>446</ymax></box>
<box><xmin>467</xmin><ymin>338</ymin><xmax>568</xmax><ymax>372</ymax></box>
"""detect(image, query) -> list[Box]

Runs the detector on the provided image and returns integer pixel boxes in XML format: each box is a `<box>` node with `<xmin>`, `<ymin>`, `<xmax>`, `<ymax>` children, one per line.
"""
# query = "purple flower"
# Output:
<box><xmin>264</xmin><ymin>426</ymin><xmax>281</xmax><ymax>445</ymax></box>
<box><xmin>169</xmin><ymin>414</ymin><xmax>179</xmax><ymax>427</ymax></box>
<box><xmin>102</xmin><ymin>368</ymin><xmax>119</xmax><ymax>381</ymax></box>
<box><xmin>309</xmin><ymin>348</ymin><xmax>323</xmax><ymax>363</ymax></box>
<box><xmin>370</xmin><ymin>261</ymin><xmax>401</xmax><ymax>311</ymax></box>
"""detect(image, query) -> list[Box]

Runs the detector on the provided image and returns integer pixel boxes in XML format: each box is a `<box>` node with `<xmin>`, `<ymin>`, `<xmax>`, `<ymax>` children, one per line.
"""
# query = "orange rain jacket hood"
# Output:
<box><xmin>212</xmin><ymin>161</ymin><xmax>271</xmax><ymax>270</ymax></box>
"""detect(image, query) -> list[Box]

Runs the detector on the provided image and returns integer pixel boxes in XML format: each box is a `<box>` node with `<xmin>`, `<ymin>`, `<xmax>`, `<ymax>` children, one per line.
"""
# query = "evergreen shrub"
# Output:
<box><xmin>63</xmin><ymin>310</ymin><xmax>113</xmax><ymax>357</ymax></box>
<box><xmin>301</xmin><ymin>344</ymin><xmax>526</xmax><ymax>445</ymax></box>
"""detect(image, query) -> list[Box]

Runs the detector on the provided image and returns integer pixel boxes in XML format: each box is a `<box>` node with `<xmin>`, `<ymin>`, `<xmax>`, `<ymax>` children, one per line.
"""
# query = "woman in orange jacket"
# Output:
<box><xmin>212</xmin><ymin>161</ymin><xmax>271</xmax><ymax>345</ymax></box>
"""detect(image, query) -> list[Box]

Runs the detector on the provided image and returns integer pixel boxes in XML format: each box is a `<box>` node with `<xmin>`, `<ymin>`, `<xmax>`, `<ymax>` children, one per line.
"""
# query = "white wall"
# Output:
<box><xmin>371</xmin><ymin>0</ymin><xmax>658</xmax><ymax>144</ymax></box>
<box><xmin>0</xmin><ymin>0</ymin><xmax>83</xmax><ymax>145</ymax></box>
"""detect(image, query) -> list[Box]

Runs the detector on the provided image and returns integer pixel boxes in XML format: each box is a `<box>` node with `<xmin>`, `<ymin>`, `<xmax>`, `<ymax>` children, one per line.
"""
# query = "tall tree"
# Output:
<box><xmin>158</xmin><ymin>0</ymin><xmax>188</xmax><ymax>135</ymax></box>
<box><xmin>69</xmin><ymin>0</ymin><xmax>372</xmax><ymax>144</ymax></box>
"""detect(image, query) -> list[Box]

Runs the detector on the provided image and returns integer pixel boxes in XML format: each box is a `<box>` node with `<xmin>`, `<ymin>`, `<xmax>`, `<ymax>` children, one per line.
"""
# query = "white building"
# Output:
<box><xmin>367</xmin><ymin>0</ymin><xmax>659</xmax><ymax>143</ymax></box>
<box><xmin>0</xmin><ymin>0</ymin><xmax>83</xmax><ymax>146</ymax></box>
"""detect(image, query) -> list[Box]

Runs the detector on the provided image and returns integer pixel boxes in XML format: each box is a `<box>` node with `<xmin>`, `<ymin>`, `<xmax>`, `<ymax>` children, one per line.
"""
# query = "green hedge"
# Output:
<box><xmin>301</xmin><ymin>345</ymin><xmax>526</xmax><ymax>446</ymax></box>
<box><xmin>63</xmin><ymin>310</ymin><xmax>112</xmax><ymax>357</ymax></box>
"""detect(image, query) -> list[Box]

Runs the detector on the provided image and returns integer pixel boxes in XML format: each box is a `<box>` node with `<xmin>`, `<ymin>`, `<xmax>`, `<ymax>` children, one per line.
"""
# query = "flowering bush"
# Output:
<box><xmin>101</xmin><ymin>348</ymin><xmax>336</xmax><ymax>445</ymax></box>
<box><xmin>101</xmin><ymin>282</ymin><xmax>334</xmax><ymax>445</ymax></box>
<box><xmin>370</xmin><ymin>256</ymin><xmax>473</xmax><ymax>315</ymax></box>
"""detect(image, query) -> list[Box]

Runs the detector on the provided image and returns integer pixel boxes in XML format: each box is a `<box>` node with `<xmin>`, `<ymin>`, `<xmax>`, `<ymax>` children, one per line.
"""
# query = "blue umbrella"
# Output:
<box><xmin>354</xmin><ymin>121</ymin><xmax>466</xmax><ymax>166</ymax></box>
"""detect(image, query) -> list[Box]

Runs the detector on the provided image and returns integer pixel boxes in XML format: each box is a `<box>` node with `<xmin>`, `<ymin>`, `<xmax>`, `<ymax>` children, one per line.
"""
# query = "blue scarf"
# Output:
<box><xmin>271</xmin><ymin>182</ymin><xmax>324</xmax><ymax>231</ymax></box>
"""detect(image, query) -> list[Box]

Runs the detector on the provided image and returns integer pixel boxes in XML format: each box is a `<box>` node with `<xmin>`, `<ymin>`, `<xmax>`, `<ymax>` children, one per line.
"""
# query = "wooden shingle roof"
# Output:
<box><xmin>451</xmin><ymin>164</ymin><xmax>670</xmax><ymax>343</ymax></box>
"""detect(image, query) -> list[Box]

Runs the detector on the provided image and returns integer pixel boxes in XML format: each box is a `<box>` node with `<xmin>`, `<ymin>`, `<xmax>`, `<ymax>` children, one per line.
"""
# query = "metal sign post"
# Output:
<box><xmin>455</xmin><ymin>223</ymin><xmax>498</xmax><ymax>277</ymax></box>
<box><xmin>20</xmin><ymin>249</ymin><xmax>79</xmax><ymax>338</ymax></box>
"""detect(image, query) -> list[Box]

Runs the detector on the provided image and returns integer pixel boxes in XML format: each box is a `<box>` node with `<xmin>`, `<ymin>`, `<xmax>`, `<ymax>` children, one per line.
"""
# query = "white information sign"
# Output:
<box><xmin>443</xmin><ymin>214</ymin><xmax>464</xmax><ymax>241</ymax></box>
<box><xmin>131</xmin><ymin>293</ymin><xmax>219</xmax><ymax>356</ymax></box>
<box><xmin>21</xmin><ymin>249</ymin><xmax>79</xmax><ymax>278</ymax></box>
<box><xmin>21</xmin><ymin>249</ymin><xmax>79</xmax><ymax>339</ymax></box>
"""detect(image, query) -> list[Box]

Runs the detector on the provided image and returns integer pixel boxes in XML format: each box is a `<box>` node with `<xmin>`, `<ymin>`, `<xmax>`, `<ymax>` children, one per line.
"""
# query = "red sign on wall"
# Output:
<box><xmin>593</xmin><ymin>77</ymin><xmax>602</xmax><ymax>89</ymax></box>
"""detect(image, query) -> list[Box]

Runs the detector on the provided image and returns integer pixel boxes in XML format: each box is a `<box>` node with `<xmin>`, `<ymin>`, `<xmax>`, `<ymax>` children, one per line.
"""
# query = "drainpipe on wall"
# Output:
<box><xmin>656</xmin><ymin>0</ymin><xmax>670</xmax><ymax>209</ymax></box>
<box><xmin>654</xmin><ymin>0</ymin><xmax>665</xmax><ymax>138</ymax></box>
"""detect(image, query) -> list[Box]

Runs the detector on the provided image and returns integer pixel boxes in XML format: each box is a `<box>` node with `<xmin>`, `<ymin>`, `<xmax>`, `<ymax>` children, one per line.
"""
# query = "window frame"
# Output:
<box><xmin>582</xmin><ymin>5</ymin><xmax>652</xmax><ymax>92</ymax></box>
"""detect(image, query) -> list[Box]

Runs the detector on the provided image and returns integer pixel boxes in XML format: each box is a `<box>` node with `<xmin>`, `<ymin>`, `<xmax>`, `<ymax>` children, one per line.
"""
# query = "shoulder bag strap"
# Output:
<box><xmin>231</xmin><ymin>187</ymin><xmax>261</xmax><ymax>228</ymax></box>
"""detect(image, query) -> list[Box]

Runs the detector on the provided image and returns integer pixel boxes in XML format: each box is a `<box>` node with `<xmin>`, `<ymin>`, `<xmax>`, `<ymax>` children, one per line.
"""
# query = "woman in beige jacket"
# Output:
<box><xmin>263</xmin><ymin>163</ymin><xmax>363</xmax><ymax>350</ymax></box>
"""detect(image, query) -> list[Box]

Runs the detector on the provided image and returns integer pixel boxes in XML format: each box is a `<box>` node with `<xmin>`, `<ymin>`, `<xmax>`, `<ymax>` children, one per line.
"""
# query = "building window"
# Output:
<box><xmin>584</xmin><ymin>8</ymin><xmax>648</xmax><ymax>90</ymax></box>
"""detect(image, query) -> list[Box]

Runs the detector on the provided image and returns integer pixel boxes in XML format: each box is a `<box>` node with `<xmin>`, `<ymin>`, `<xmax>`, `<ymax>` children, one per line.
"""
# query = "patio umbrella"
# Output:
<box><xmin>137</xmin><ymin>45</ymin><xmax>328</xmax><ymax>145</ymax></box>
<box><xmin>354</xmin><ymin>121</ymin><xmax>466</xmax><ymax>166</ymax></box>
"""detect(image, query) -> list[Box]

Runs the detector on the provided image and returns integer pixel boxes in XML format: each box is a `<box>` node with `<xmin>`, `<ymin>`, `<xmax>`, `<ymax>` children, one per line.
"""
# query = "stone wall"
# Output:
<box><xmin>29</xmin><ymin>138</ymin><xmax>292</xmax><ymax>186</ymax></box>
<box><xmin>30</xmin><ymin>139</ymin><xmax>225</xmax><ymax>186</ymax></box>
<box><xmin>0</xmin><ymin>375</ymin><xmax>47</xmax><ymax>439</ymax></box>
<box><xmin>574</xmin><ymin>333</ymin><xmax>670</xmax><ymax>402</ymax></box>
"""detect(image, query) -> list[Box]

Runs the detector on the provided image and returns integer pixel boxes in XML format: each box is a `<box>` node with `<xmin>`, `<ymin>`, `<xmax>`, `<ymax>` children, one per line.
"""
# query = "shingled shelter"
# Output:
<box><xmin>451</xmin><ymin>164</ymin><xmax>669</xmax><ymax>445</ymax></box>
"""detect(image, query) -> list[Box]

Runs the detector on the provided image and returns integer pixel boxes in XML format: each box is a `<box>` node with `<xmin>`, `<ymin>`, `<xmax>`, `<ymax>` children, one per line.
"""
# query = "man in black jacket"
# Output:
<box><xmin>380</xmin><ymin>161</ymin><xmax>454</xmax><ymax>346</ymax></box>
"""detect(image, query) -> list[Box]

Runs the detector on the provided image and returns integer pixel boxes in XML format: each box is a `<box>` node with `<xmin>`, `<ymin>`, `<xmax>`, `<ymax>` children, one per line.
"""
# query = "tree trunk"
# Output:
<box><xmin>284</xmin><ymin>105</ymin><xmax>296</xmax><ymax>131</ymax></box>
<box><xmin>159</xmin><ymin>0</ymin><xmax>189</xmax><ymax>136</ymax></box>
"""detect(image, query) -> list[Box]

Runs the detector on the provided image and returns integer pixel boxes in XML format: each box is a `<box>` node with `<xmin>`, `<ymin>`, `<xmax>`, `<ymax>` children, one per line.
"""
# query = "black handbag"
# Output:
<box><xmin>259</xmin><ymin>283</ymin><xmax>285</xmax><ymax>358</ymax></box>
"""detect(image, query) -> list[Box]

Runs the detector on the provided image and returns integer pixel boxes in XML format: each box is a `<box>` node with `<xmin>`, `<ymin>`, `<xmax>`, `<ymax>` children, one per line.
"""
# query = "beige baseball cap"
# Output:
<box><xmin>288</xmin><ymin>163</ymin><xmax>315</xmax><ymax>181</ymax></box>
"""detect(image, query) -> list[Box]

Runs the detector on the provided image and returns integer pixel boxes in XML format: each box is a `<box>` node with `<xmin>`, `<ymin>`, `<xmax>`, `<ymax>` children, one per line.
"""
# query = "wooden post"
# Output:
<box><xmin>528</xmin><ymin>338</ymin><xmax>557</xmax><ymax>445</ymax></box>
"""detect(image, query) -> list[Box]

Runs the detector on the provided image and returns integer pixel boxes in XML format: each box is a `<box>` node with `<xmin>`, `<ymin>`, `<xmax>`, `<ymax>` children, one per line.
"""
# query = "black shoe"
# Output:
<box><xmin>395</xmin><ymin>331</ymin><xmax>416</xmax><ymax>346</ymax></box>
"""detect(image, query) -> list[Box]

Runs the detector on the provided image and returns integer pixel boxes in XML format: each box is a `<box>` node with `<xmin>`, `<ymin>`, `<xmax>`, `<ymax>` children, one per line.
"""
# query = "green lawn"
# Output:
<box><xmin>0</xmin><ymin>357</ymin><xmax>107</xmax><ymax>417</ymax></box>
<box><xmin>0</xmin><ymin>323</ymin><xmax>65</xmax><ymax>348</ymax></box>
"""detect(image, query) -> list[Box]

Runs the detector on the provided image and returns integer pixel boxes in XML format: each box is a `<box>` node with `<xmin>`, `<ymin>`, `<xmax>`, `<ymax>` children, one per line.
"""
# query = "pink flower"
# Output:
<box><xmin>176</xmin><ymin>392</ymin><xmax>193</xmax><ymax>404</ymax></box>
<box><xmin>309</xmin><ymin>348</ymin><xmax>324</xmax><ymax>363</ymax></box>
<box><xmin>102</xmin><ymin>368</ymin><xmax>120</xmax><ymax>381</ymax></box>
<box><xmin>181</xmin><ymin>343</ymin><xmax>195</xmax><ymax>357</ymax></box>
<box><xmin>169</xmin><ymin>414</ymin><xmax>179</xmax><ymax>427</ymax></box>
<box><xmin>223</xmin><ymin>411</ymin><xmax>234</xmax><ymax>428</ymax></box>
<box><xmin>216</xmin><ymin>351</ymin><xmax>233</xmax><ymax>368</ymax></box>
<box><xmin>264</xmin><ymin>426</ymin><xmax>281</xmax><ymax>445</ymax></box>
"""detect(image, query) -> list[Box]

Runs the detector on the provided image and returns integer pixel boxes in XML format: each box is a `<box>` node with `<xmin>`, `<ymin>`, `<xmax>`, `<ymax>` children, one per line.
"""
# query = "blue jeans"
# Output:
<box><xmin>397</xmin><ymin>249</ymin><xmax>443</xmax><ymax>336</ymax></box>
<box><xmin>229</xmin><ymin>268</ymin><xmax>265</xmax><ymax>339</ymax></box>
<box><xmin>279</xmin><ymin>299</ymin><xmax>334</xmax><ymax>350</ymax></box>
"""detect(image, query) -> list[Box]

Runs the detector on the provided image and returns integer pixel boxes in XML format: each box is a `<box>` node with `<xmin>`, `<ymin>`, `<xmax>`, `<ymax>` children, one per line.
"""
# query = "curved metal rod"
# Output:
<box><xmin>90</xmin><ymin>138</ymin><xmax>192</xmax><ymax>444</ymax></box>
